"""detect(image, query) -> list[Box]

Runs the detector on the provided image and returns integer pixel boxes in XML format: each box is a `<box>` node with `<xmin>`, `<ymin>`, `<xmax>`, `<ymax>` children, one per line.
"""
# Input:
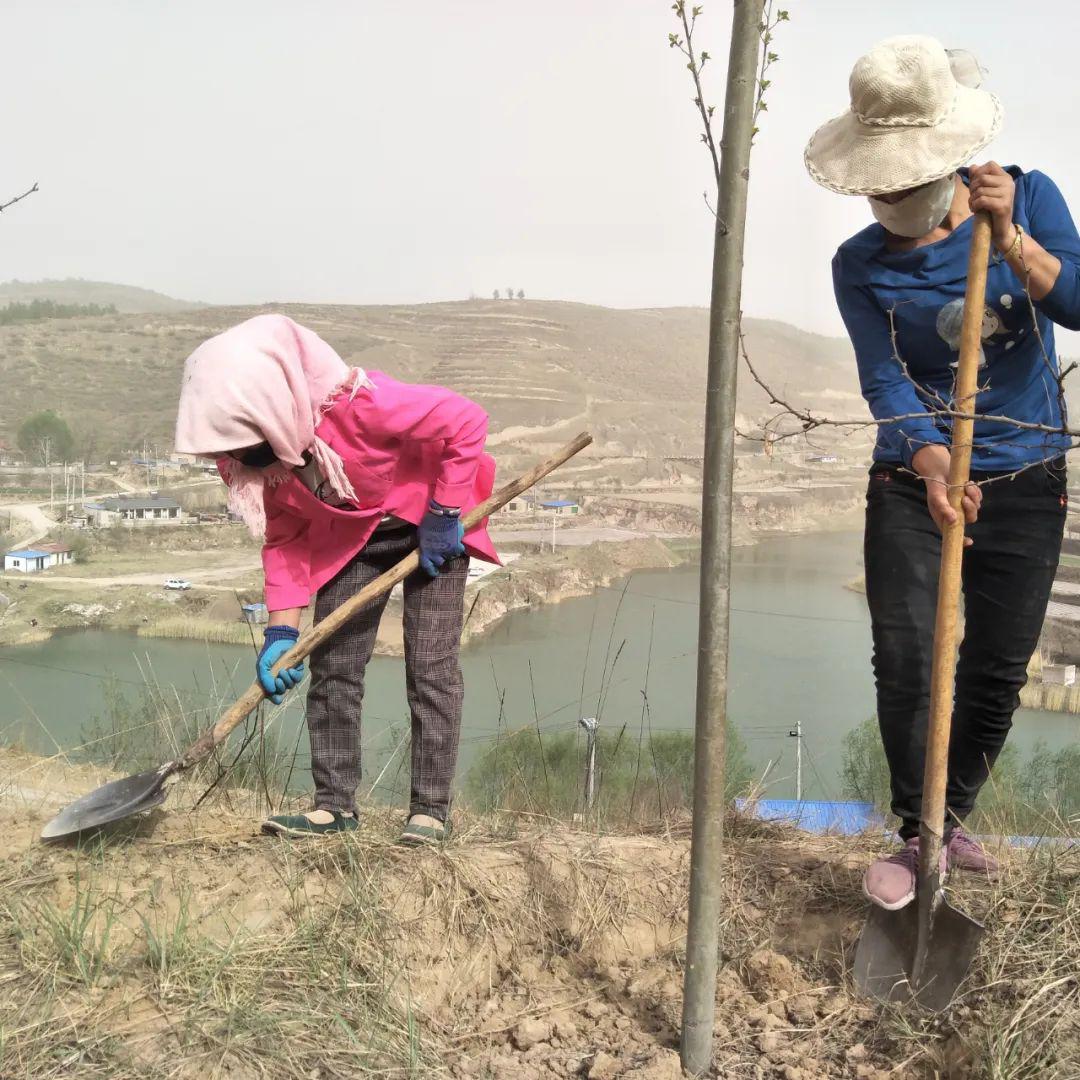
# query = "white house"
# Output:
<box><xmin>1042</xmin><ymin>663</ymin><xmax>1076</xmax><ymax>686</ymax></box>
<box><xmin>39</xmin><ymin>542</ymin><xmax>74</xmax><ymax>566</ymax></box>
<box><xmin>5</xmin><ymin>549</ymin><xmax>50</xmax><ymax>573</ymax></box>
<box><xmin>504</xmin><ymin>495</ymin><xmax>539</xmax><ymax>515</ymax></box>
<box><xmin>4</xmin><ymin>542</ymin><xmax>74</xmax><ymax>573</ymax></box>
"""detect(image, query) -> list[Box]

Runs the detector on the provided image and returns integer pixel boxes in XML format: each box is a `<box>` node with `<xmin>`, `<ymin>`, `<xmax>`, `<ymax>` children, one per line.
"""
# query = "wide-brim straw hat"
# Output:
<box><xmin>805</xmin><ymin>35</ymin><xmax>1002</xmax><ymax>196</ymax></box>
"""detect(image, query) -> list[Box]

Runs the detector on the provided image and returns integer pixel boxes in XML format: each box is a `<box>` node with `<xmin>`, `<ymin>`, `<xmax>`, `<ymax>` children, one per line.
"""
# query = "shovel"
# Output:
<box><xmin>40</xmin><ymin>432</ymin><xmax>593</xmax><ymax>841</ymax></box>
<box><xmin>853</xmin><ymin>213</ymin><xmax>992</xmax><ymax>1011</ymax></box>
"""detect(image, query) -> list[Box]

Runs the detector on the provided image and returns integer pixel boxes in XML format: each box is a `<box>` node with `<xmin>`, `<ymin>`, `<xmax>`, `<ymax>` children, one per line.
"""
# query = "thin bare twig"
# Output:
<box><xmin>0</xmin><ymin>182</ymin><xmax>39</xmax><ymax>214</ymax></box>
<box><xmin>886</xmin><ymin>305</ymin><xmax>951</xmax><ymax>411</ymax></box>
<box><xmin>738</xmin><ymin>334</ymin><xmax>1080</xmax><ymax>442</ymax></box>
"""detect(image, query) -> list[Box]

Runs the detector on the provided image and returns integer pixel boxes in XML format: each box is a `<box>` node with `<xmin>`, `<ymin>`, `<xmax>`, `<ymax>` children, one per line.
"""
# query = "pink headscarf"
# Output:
<box><xmin>174</xmin><ymin>314</ymin><xmax>373</xmax><ymax>536</ymax></box>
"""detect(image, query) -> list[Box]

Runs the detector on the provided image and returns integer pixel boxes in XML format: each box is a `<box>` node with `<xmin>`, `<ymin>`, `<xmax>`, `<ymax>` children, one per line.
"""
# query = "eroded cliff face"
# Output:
<box><xmin>459</xmin><ymin>538</ymin><xmax>683</xmax><ymax>647</ymax></box>
<box><xmin>581</xmin><ymin>483</ymin><xmax>864</xmax><ymax>546</ymax></box>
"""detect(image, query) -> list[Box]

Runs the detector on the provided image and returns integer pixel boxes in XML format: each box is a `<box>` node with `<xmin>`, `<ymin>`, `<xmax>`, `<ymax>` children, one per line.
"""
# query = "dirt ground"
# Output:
<box><xmin>1</xmin><ymin>749</ymin><xmax>1077</xmax><ymax>1079</ymax></box>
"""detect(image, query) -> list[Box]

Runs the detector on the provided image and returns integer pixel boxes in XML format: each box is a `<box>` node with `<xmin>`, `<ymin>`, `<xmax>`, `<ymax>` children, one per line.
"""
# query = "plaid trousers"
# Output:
<box><xmin>305</xmin><ymin>525</ymin><xmax>468</xmax><ymax>821</ymax></box>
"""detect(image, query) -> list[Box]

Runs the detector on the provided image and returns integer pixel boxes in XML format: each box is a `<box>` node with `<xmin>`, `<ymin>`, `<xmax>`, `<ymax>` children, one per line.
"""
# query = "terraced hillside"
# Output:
<box><xmin>0</xmin><ymin>298</ymin><xmax>867</xmax><ymax>483</ymax></box>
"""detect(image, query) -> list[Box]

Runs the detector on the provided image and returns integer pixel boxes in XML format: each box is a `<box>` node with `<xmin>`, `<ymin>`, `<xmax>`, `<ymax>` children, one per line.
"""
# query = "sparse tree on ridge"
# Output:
<box><xmin>517</xmin><ymin>289</ymin><xmax>525</xmax><ymax>300</ymax></box>
<box><xmin>507</xmin><ymin>286</ymin><xmax>514</xmax><ymax>300</ymax></box>
<box><xmin>493</xmin><ymin>289</ymin><xmax>500</xmax><ymax>300</ymax></box>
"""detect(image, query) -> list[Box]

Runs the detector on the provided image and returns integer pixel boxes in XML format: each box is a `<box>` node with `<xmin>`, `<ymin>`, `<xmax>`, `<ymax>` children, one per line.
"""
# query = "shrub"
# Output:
<box><xmin>840</xmin><ymin>716</ymin><xmax>1080</xmax><ymax>835</ymax></box>
<box><xmin>465</xmin><ymin>722</ymin><xmax>752</xmax><ymax>827</ymax></box>
<box><xmin>0</xmin><ymin>299</ymin><xmax>117</xmax><ymax>325</ymax></box>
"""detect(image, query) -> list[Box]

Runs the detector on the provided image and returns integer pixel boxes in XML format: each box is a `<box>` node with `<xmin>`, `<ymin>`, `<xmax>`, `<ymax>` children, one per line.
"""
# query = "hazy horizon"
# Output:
<box><xmin>4</xmin><ymin>0</ymin><xmax>1079</xmax><ymax>349</ymax></box>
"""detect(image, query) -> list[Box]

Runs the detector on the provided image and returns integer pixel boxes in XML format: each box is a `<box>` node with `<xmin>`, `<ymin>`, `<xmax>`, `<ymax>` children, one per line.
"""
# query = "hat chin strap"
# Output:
<box><xmin>868</xmin><ymin>174</ymin><xmax>957</xmax><ymax>238</ymax></box>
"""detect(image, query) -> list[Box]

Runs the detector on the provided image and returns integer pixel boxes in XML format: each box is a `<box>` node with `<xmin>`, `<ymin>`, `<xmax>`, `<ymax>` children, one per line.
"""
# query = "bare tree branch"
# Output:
<box><xmin>738</xmin><ymin>330</ymin><xmax>1080</xmax><ymax>442</ymax></box>
<box><xmin>0</xmin><ymin>182</ymin><xmax>39</xmax><ymax>215</ymax></box>
<box><xmin>886</xmin><ymin>305</ymin><xmax>951</xmax><ymax>411</ymax></box>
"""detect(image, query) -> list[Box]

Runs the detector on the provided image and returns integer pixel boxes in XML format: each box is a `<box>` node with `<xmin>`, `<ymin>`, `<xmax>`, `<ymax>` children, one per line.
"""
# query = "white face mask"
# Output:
<box><xmin>868</xmin><ymin>174</ymin><xmax>957</xmax><ymax>238</ymax></box>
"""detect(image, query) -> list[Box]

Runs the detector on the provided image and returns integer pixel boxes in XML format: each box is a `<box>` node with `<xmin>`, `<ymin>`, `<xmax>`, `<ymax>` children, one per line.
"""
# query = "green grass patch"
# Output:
<box><xmin>465</xmin><ymin>723</ymin><xmax>752</xmax><ymax>827</ymax></box>
<box><xmin>842</xmin><ymin>715</ymin><xmax>1080</xmax><ymax>836</ymax></box>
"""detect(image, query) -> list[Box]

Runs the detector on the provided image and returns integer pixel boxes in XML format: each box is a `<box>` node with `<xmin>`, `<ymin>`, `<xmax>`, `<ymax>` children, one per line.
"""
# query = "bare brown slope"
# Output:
<box><xmin>0</xmin><ymin>299</ymin><xmax>860</xmax><ymax>462</ymax></box>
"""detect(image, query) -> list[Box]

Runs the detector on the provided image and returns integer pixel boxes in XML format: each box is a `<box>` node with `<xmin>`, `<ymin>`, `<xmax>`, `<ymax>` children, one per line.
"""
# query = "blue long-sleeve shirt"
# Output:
<box><xmin>832</xmin><ymin>167</ymin><xmax>1080</xmax><ymax>471</ymax></box>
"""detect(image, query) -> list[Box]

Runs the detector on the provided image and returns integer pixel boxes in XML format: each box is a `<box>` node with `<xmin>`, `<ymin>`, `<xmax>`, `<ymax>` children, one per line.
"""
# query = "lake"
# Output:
<box><xmin>0</xmin><ymin>532</ymin><xmax>1074</xmax><ymax>803</ymax></box>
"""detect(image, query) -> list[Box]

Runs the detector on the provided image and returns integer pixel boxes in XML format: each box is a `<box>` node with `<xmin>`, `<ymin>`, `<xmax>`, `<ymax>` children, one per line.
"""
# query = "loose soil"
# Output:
<box><xmin>1</xmin><ymin>749</ymin><xmax>1077</xmax><ymax>1079</ymax></box>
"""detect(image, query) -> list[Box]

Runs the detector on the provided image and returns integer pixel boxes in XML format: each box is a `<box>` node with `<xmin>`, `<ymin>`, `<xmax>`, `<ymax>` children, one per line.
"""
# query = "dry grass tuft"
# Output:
<box><xmin>1</xmin><ymin>763</ymin><xmax>1077</xmax><ymax>1078</ymax></box>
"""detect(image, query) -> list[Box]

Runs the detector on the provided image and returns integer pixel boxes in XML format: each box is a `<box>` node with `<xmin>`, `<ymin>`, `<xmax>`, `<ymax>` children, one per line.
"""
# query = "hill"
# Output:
<box><xmin>0</xmin><ymin>278</ymin><xmax>203</xmax><ymax>314</ymax></box>
<box><xmin>0</xmin><ymin>298</ymin><xmax>866</xmax><ymax>476</ymax></box>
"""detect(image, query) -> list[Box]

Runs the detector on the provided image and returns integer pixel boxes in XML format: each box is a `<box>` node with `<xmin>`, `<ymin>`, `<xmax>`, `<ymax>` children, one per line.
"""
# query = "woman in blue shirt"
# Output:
<box><xmin>806</xmin><ymin>36</ymin><xmax>1077</xmax><ymax>910</ymax></box>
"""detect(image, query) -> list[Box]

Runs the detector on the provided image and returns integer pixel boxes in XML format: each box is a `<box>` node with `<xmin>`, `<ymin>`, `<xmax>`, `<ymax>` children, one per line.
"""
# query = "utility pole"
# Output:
<box><xmin>681</xmin><ymin>2</ymin><xmax>763</xmax><ymax>1075</ymax></box>
<box><xmin>42</xmin><ymin>437</ymin><xmax>53</xmax><ymax>506</ymax></box>
<box><xmin>788</xmin><ymin>718</ymin><xmax>803</xmax><ymax>803</ymax></box>
<box><xmin>580</xmin><ymin>716</ymin><xmax>598</xmax><ymax>812</ymax></box>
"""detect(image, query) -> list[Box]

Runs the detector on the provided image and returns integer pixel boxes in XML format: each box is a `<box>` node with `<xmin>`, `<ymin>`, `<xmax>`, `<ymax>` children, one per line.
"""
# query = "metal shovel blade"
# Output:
<box><xmin>854</xmin><ymin>895</ymin><xmax>985</xmax><ymax>1012</ymax></box>
<box><xmin>40</xmin><ymin>764</ymin><xmax>175</xmax><ymax>841</ymax></box>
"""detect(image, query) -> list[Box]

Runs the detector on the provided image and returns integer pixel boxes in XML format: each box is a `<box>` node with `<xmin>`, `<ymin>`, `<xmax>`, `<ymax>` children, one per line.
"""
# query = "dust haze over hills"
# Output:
<box><xmin>0</xmin><ymin>286</ymin><xmax>869</xmax><ymax>476</ymax></box>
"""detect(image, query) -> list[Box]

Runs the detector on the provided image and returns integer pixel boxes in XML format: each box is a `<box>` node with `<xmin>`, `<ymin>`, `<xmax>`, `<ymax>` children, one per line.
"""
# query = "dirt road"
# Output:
<box><xmin>0</xmin><ymin>560</ymin><xmax>260</xmax><ymax>591</ymax></box>
<box><xmin>0</xmin><ymin>502</ymin><xmax>55</xmax><ymax>549</ymax></box>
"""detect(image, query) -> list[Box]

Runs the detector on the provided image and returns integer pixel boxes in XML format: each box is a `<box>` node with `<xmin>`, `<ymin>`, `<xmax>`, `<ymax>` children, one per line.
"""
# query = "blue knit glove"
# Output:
<box><xmin>257</xmin><ymin>625</ymin><xmax>304</xmax><ymax>704</ymax></box>
<box><xmin>417</xmin><ymin>502</ymin><xmax>465</xmax><ymax>576</ymax></box>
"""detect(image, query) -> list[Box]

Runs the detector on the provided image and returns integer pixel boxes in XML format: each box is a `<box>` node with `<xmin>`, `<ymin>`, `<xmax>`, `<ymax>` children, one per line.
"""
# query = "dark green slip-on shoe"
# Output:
<box><xmin>261</xmin><ymin>810</ymin><xmax>358</xmax><ymax>838</ymax></box>
<box><xmin>397</xmin><ymin>814</ymin><xmax>452</xmax><ymax>846</ymax></box>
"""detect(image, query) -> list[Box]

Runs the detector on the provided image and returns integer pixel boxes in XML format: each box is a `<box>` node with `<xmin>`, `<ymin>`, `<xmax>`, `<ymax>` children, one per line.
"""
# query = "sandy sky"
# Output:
<box><xmin>2</xmin><ymin>0</ymin><xmax>1077</xmax><ymax>339</ymax></box>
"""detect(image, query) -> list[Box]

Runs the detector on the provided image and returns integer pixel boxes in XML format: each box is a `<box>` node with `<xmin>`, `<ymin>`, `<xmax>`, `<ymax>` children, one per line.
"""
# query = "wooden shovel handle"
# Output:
<box><xmin>919</xmin><ymin>213</ymin><xmax>993</xmax><ymax>864</ymax></box>
<box><xmin>178</xmin><ymin>432</ymin><xmax>592</xmax><ymax>768</ymax></box>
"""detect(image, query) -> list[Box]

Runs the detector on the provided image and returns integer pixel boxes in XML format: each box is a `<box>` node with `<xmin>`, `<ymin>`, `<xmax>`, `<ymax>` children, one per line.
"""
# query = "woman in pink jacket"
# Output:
<box><xmin>174</xmin><ymin>313</ymin><xmax>498</xmax><ymax>842</ymax></box>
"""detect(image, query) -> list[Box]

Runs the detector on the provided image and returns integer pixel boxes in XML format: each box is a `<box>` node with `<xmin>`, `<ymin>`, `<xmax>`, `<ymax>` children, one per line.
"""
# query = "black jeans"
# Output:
<box><xmin>864</xmin><ymin>459</ymin><xmax>1066</xmax><ymax>839</ymax></box>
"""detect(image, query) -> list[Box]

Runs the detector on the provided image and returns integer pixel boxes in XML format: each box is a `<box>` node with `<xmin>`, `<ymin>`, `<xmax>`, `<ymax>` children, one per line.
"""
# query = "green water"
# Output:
<box><xmin>0</xmin><ymin>532</ymin><xmax>1074</xmax><ymax>802</ymax></box>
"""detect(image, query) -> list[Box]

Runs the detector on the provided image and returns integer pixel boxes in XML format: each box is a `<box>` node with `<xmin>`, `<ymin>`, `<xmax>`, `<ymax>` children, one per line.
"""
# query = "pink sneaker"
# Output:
<box><xmin>946</xmin><ymin>829</ymin><xmax>999</xmax><ymax>878</ymax></box>
<box><xmin>863</xmin><ymin>837</ymin><xmax>947</xmax><ymax>911</ymax></box>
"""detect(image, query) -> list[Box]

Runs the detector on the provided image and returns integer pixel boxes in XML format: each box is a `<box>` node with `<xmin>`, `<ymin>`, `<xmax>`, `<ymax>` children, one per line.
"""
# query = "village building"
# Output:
<box><xmin>504</xmin><ymin>494</ymin><xmax>539</xmax><ymax>514</ymax></box>
<box><xmin>84</xmin><ymin>495</ymin><xmax>184</xmax><ymax>527</ymax></box>
<box><xmin>4</xmin><ymin>542</ymin><xmax>73</xmax><ymax>573</ymax></box>
<box><xmin>38</xmin><ymin>542</ymin><xmax>74</xmax><ymax>566</ymax></box>
<box><xmin>242</xmin><ymin>603</ymin><xmax>269</xmax><ymax>625</ymax></box>
<box><xmin>4</xmin><ymin>549</ymin><xmax>50</xmax><ymax>574</ymax></box>
<box><xmin>541</xmin><ymin>498</ymin><xmax>580</xmax><ymax>516</ymax></box>
<box><xmin>1042</xmin><ymin>663</ymin><xmax>1077</xmax><ymax>687</ymax></box>
<box><xmin>0</xmin><ymin>441</ymin><xmax>25</xmax><ymax>467</ymax></box>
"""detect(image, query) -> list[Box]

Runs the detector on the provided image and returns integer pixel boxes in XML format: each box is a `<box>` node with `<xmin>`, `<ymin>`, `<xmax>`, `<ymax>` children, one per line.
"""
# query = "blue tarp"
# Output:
<box><xmin>736</xmin><ymin>798</ymin><xmax>885</xmax><ymax>835</ymax></box>
<box><xmin>736</xmin><ymin>799</ymin><xmax>1078</xmax><ymax>848</ymax></box>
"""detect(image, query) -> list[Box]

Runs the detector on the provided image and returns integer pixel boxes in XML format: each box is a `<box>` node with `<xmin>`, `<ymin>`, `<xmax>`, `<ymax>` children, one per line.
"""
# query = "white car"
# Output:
<box><xmin>164</xmin><ymin>578</ymin><xmax>193</xmax><ymax>591</ymax></box>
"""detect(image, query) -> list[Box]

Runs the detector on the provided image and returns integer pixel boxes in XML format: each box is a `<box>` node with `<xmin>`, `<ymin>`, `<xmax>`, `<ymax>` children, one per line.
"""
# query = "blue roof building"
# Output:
<box><xmin>541</xmin><ymin>499</ymin><xmax>580</xmax><ymax>514</ymax></box>
<box><xmin>4</xmin><ymin>549</ymin><xmax>51</xmax><ymax>573</ymax></box>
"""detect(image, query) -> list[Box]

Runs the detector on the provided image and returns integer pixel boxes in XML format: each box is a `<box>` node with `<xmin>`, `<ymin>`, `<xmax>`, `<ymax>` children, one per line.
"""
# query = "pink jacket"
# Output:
<box><xmin>249</xmin><ymin>372</ymin><xmax>498</xmax><ymax>611</ymax></box>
